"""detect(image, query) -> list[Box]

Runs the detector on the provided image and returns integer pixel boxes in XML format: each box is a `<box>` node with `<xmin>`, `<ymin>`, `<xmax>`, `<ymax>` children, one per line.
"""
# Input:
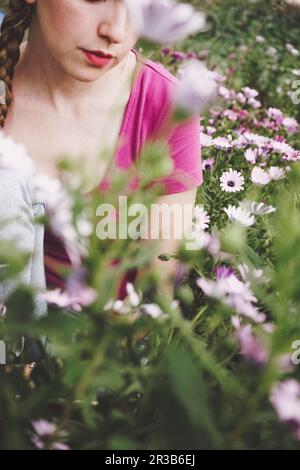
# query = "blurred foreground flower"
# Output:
<box><xmin>33</xmin><ymin>173</ymin><xmax>85</xmax><ymax>267</ymax></box>
<box><xmin>39</xmin><ymin>268</ymin><xmax>96</xmax><ymax>312</ymax></box>
<box><xmin>235</xmin><ymin>324</ymin><xmax>268</xmax><ymax>366</ymax></box>
<box><xmin>31</xmin><ymin>419</ymin><xmax>70</xmax><ymax>450</ymax></box>
<box><xmin>175</xmin><ymin>60</ymin><xmax>217</xmax><ymax>115</ymax></box>
<box><xmin>197</xmin><ymin>273</ymin><xmax>266</xmax><ymax>323</ymax></box>
<box><xmin>270</xmin><ymin>380</ymin><xmax>300</xmax><ymax>441</ymax></box>
<box><xmin>103</xmin><ymin>283</ymin><xmax>167</xmax><ymax>319</ymax></box>
<box><xmin>125</xmin><ymin>0</ymin><xmax>206</xmax><ymax>45</ymax></box>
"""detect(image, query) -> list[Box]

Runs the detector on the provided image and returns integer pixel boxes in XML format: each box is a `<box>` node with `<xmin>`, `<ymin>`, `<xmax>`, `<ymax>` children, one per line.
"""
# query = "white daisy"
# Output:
<box><xmin>239</xmin><ymin>200</ymin><xmax>276</xmax><ymax>216</ymax></box>
<box><xmin>200</xmin><ymin>132</ymin><xmax>214</xmax><ymax>147</ymax></box>
<box><xmin>220</xmin><ymin>168</ymin><xmax>245</xmax><ymax>193</ymax></box>
<box><xmin>194</xmin><ymin>205</ymin><xmax>210</xmax><ymax>230</ymax></box>
<box><xmin>213</xmin><ymin>136</ymin><xmax>232</xmax><ymax>150</ymax></box>
<box><xmin>251</xmin><ymin>167</ymin><xmax>271</xmax><ymax>186</ymax></box>
<box><xmin>202</xmin><ymin>158</ymin><xmax>215</xmax><ymax>170</ymax></box>
<box><xmin>233</xmin><ymin>132</ymin><xmax>269</xmax><ymax>149</ymax></box>
<box><xmin>206</xmin><ymin>126</ymin><xmax>217</xmax><ymax>135</ymax></box>
<box><xmin>266</xmin><ymin>46</ymin><xmax>277</xmax><ymax>57</ymax></box>
<box><xmin>270</xmin><ymin>140</ymin><xmax>294</xmax><ymax>155</ymax></box>
<box><xmin>224</xmin><ymin>205</ymin><xmax>255</xmax><ymax>227</ymax></box>
<box><xmin>286</xmin><ymin>43</ymin><xmax>299</xmax><ymax>57</ymax></box>
<box><xmin>268</xmin><ymin>166</ymin><xmax>286</xmax><ymax>180</ymax></box>
<box><xmin>244</xmin><ymin>148</ymin><xmax>259</xmax><ymax>164</ymax></box>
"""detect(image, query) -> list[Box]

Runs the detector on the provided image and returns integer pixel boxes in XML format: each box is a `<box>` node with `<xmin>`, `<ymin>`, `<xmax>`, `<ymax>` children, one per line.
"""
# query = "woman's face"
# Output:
<box><xmin>25</xmin><ymin>0</ymin><xmax>138</xmax><ymax>80</ymax></box>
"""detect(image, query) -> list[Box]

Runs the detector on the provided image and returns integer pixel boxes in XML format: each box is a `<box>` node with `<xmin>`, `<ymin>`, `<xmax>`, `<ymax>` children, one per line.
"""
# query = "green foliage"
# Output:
<box><xmin>0</xmin><ymin>0</ymin><xmax>300</xmax><ymax>450</ymax></box>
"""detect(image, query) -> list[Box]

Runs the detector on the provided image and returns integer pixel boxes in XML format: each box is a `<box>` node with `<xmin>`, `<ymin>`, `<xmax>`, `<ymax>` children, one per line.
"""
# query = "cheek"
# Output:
<box><xmin>38</xmin><ymin>0</ymin><xmax>87</xmax><ymax>48</ymax></box>
<box><xmin>123</xmin><ymin>27</ymin><xmax>138</xmax><ymax>50</ymax></box>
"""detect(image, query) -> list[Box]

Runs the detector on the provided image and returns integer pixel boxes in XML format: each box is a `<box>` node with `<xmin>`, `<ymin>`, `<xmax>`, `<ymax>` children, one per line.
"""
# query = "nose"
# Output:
<box><xmin>97</xmin><ymin>4</ymin><xmax>128</xmax><ymax>45</ymax></box>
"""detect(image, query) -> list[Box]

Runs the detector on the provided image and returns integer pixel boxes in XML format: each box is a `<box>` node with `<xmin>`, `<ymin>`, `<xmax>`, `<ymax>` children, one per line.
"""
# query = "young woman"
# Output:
<box><xmin>0</xmin><ymin>0</ymin><xmax>203</xmax><ymax>310</ymax></box>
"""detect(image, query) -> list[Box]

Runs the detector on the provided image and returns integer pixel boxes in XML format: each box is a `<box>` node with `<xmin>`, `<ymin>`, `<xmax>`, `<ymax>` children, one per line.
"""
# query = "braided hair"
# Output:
<box><xmin>0</xmin><ymin>0</ymin><xmax>35</xmax><ymax>127</ymax></box>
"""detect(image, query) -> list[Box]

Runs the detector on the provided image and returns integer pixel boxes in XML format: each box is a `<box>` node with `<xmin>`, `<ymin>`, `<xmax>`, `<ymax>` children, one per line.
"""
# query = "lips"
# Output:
<box><xmin>82</xmin><ymin>49</ymin><xmax>114</xmax><ymax>67</ymax></box>
<box><xmin>83</xmin><ymin>49</ymin><xmax>114</xmax><ymax>58</ymax></box>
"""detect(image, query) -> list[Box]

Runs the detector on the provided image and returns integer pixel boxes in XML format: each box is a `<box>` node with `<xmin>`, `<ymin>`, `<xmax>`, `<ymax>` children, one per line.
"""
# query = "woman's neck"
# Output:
<box><xmin>13</xmin><ymin>37</ymin><xmax>132</xmax><ymax>117</ymax></box>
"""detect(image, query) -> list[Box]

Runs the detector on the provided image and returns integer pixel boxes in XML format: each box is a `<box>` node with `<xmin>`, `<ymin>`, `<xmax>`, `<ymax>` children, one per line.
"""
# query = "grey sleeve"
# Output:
<box><xmin>0</xmin><ymin>168</ymin><xmax>47</xmax><ymax>318</ymax></box>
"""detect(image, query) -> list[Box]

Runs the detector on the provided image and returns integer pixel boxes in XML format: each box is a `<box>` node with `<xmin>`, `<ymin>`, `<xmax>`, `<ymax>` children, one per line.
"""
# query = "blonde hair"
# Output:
<box><xmin>0</xmin><ymin>0</ymin><xmax>35</xmax><ymax>127</ymax></box>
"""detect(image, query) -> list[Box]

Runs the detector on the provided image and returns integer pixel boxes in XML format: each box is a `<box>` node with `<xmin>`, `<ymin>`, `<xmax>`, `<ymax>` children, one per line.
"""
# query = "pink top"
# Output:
<box><xmin>44</xmin><ymin>49</ymin><xmax>203</xmax><ymax>299</ymax></box>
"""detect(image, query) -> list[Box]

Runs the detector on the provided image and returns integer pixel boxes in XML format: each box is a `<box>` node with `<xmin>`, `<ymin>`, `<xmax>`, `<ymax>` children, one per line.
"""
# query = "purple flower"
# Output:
<box><xmin>235</xmin><ymin>324</ymin><xmax>268</xmax><ymax>365</ymax></box>
<box><xmin>161</xmin><ymin>47</ymin><xmax>171</xmax><ymax>56</ymax></box>
<box><xmin>215</xmin><ymin>265</ymin><xmax>234</xmax><ymax>279</ymax></box>
<box><xmin>186</xmin><ymin>51</ymin><xmax>197</xmax><ymax>59</ymax></box>
<box><xmin>238</xmin><ymin>109</ymin><xmax>249</xmax><ymax>119</ymax></box>
<box><xmin>270</xmin><ymin>380</ymin><xmax>300</xmax><ymax>441</ymax></box>
<box><xmin>267</xmin><ymin>107</ymin><xmax>284</xmax><ymax>125</ymax></box>
<box><xmin>171</xmin><ymin>50</ymin><xmax>186</xmax><ymax>61</ymax></box>
<box><xmin>31</xmin><ymin>420</ymin><xmax>70</xmax><ymax>450</ymax></box>
<box><xmin>32</xmin><ymin>420</ymin><xmax>56</xmax><ymax>437</ymax></box>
